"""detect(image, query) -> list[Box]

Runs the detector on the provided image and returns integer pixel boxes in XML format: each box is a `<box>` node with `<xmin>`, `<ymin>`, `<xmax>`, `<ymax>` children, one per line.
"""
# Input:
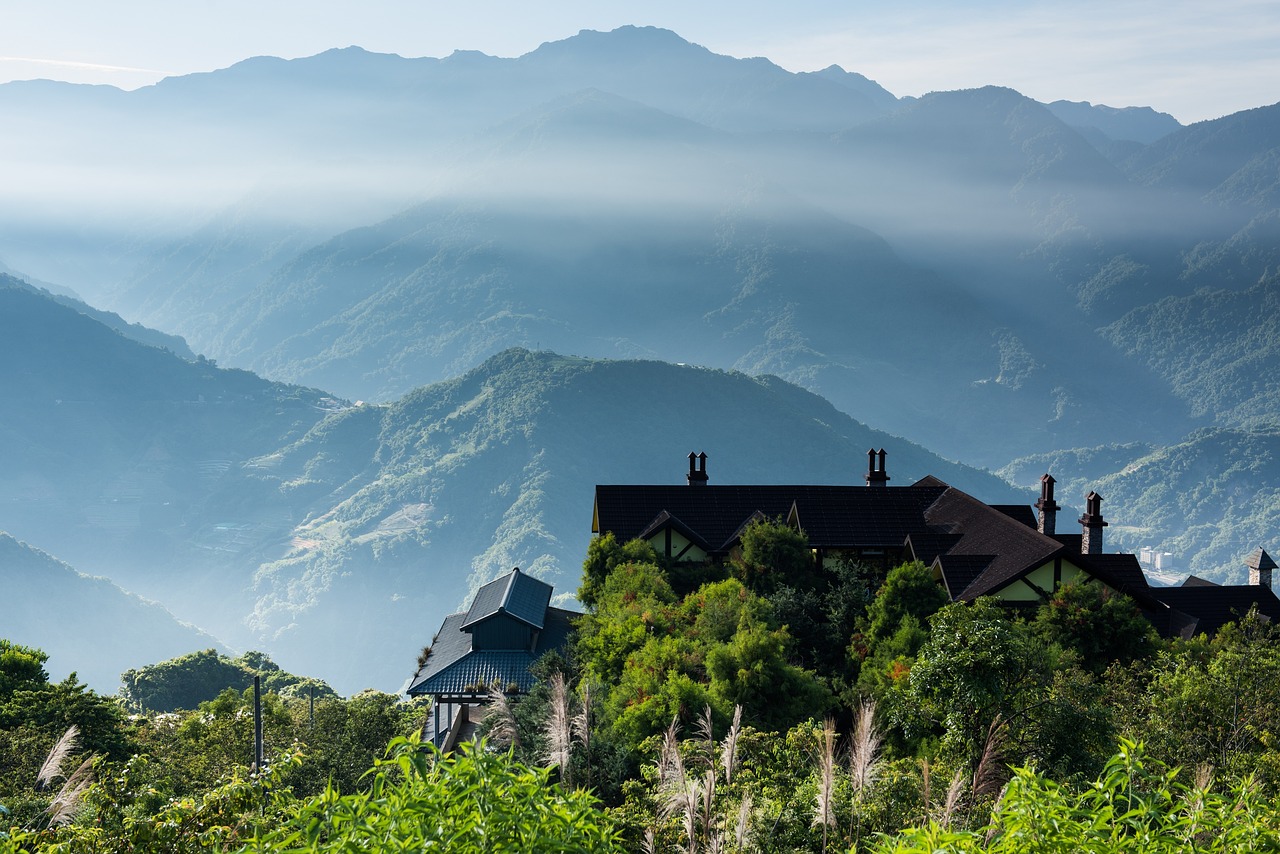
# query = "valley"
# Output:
<box><xmin>1</xmin><ymin>27</ymin><xmax>1278</xmax><ymax>695</ymax></box>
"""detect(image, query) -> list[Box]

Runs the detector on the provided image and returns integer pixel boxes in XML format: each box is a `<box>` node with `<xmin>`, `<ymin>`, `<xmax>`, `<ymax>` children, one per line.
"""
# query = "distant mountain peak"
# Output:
<box><xmin>526</xmin><ymin>25</ymin><xmax>713</xmax><ymax>61</ymax></box>
<box><xmin>1045</xmin><ymin>99</ymin><xmax>1181</xmax><ymax>144</ymax></box>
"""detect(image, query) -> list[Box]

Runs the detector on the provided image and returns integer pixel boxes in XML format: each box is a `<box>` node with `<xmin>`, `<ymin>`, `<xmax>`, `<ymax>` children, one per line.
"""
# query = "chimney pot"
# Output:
<box><xmin>1036</xmin><ymin>473</ymin><xmax>1061</xmax><ymax>536</ymax></box>
<box><xmin>687</xmin><ymin>450</ymin><xmax>709</xmax><ymax>486</ymax></box>
<box><xmin>1079</xmin><ymin>490</ymin><xmax>1107</xmax><ymax>555</ymax></box>
<box><xmin>1246</xmin><ymin>548</ymin><xmax>1276</xmax><ymax>588</ymax></box>
<box><xmin>865</xmin><ymin>447</ymin><xmax>890</xmax><ymax>487</ymax></box>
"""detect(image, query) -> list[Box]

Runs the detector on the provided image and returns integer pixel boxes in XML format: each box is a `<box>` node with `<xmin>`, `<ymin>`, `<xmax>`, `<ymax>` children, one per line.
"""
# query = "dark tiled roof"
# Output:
<box><xmin>904</xmin><ymin>532</ymin><xmax>963</xmax><ymax>566</ymax></box>
<box><xmin>1078</xmin><ymin>554</ymin><xmax>1151</xmax><ymax>595</ymax></box>
<box><xmin>1145</xmin><ymin>585</ymin><xmax>1280</xmax><ymax>638</ymax></box>
<box><xmin>1052</xmin><ymin>534</ymin><xmax>1084</xmax><ymax>552</ymax></box>
<box><xmin>923</xmin><ymin>487</ymin><xmax>1065</xmax><ymax>600</ymax></box>
<box><xmin>935</xmin><ymin>554</ymin><xmax>995</xmax><ymax>599</ymax></box>
<box><xmin>790</xmin><ymin>487</ymin><xmax>949</xmax><ymax>548</ymax></box>
<box><xmin>990</xmin><ymin>505</ymin><xmax>1037</xmax><ymax>529</ymax></box>
<box><xmin>1246</xmin><ymin>548</ymin><xmax>1278</xmax><ymax>572</ymax></box>
<box><xmin>462</xmin><ymin>567</ymin><xmax>552</xmax><ymax>630</ymax></box>
<box><xmin>407</xmin><ymin>607</ymin><xmax>578</xmax><ymax>697</ymax></box>
<box><xmin>593</xmin><ymin>483</ymin><xmax>947</xmax><ymax>553</ymax></box>
<box><xmin>1182</xmin><ymin>575</ymin><xmax>1220</xmax><ymax>587</ymax></box>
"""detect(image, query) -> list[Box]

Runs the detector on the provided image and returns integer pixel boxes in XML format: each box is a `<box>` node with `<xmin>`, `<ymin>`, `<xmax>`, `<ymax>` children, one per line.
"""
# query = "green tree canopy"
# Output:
<box><xmin>732</xmin><ymin>516</ymin><xmax>817</xmax><ymax>595</ymax></box>
<box><xmin>1032</xmin><ymin>580</ymin><xmax>1157</xmax><ymax>671</ymax></box>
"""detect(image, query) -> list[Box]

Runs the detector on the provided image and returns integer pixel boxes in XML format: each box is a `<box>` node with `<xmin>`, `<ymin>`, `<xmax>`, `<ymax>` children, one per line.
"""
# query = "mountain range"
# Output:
<box><xmin>1</xmin><ymin>26</ymin><xmax>1277</xmax><ymax>692</ymax></box>
<box><xmin>1</xmin><ymin>280</ymin><xmax>1021</xmax><ymax>691</ymax></box>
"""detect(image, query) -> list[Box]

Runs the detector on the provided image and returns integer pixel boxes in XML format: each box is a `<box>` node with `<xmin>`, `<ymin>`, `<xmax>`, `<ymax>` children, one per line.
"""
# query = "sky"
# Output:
<box><xmin>1</xmin><ymin>0</ymin><xmax>1277</xmax><ymax>124</ymax></box>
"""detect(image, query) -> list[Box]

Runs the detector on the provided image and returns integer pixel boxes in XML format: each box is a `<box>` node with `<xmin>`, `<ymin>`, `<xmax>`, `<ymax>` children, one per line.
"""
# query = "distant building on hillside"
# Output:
<box><xmin>1139</xmin><ymin>547</ymin><xmax>1177</xmax><ymax>573</ymax></box>
<box><xmin>592</xmin><ymin>450</ymin><xmax>1280</xmax><ymax>639</ymax></box>
<box><xmin>405</xmin><ymin>567</ymin><xmax>579</xmax><ymax>750</ymax></box>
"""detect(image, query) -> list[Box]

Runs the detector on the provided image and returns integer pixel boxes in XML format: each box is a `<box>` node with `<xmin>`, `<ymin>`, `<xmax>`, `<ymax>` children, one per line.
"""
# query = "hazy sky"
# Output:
<box><xmin>2</xmin><ymin>0</ymin><xmax>1276</xmax><ymax>124</ymax></box>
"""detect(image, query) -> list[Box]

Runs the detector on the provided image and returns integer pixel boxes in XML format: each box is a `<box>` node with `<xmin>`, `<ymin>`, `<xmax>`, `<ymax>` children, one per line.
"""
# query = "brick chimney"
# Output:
<box><xmin>1079</xmin><ymin>491</ymin><xmax>1107</xmax><ymax>555</ymax></box>
<box><xmin>1035</xmin><ymin>473</ymin><xmax>1060</xmax><ymax>536</ymax></box>
<box><xmin>687</xmin><ymin>451</ymin><xmax>708</xmax><ymax>486</ymax></box>
<box><xmin>865</xmin><ymin>448</ymin><xmax>889</xmax><ymax>487</ymax></box>
<box><xmin>1246</xmin><ymin>547</ymin><xmax>1276</xmax><ymax>588</ymax></box>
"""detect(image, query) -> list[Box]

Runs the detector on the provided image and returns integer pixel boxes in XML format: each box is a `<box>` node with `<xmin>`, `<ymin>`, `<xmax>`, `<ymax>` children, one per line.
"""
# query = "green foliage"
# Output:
<box><xmin>862</xmin><ymin>562</ymin><xmax>951</xmax><ymax>649</ymax></box>
<box><xmin>0</xmin><ymin>640</ymin><xmax>48</xmax><ymax>695</ymax></box>
<box><xmin>705</xmin><ymin>607</ymin><xmax>832</xmax><ymax>731</ymax></box>
<box><xmin>1032</xmin><ymin>581</ymin><xmax>1157</xmax><ymax>671</ymax></box>
<box><xmin>0</xmin><ymin>642</ymin><xmax>129</xmax><ymax>819</ymax></box>
<box><xmin>732</xmin><ymin>516</ymin><xmax>817</xmax><ymax>595</ymax></box>
<box><xmin>120</xmin><ymin>649</ymin><xmax>337</xmax><ymax>714</ymax></box>
<box><xmin>580</xmin><ymin>533</ymin><xmax>663</xmax><ymax>606</ymax></box>
<box><xmin>576</xmin><ymin>559</ymin><xmax>679</xmax><ymax>688</ymax></box>
<box><xmin>870</xmin><ymin>741</ymin><xmax>1280</xmax><ymax>853</ymax></box>
<box><xmin>906</xmin><ymin>599</ymin><xmax>1114</xmax><ymax>779</ymax></box>
<box><xmin>251</xmin><ymin>736</ymin><xmax>623</xmax><ymax>853</ymax></box>
<box><xmin>1134</xmin><ymin>610</ymin><xmax>1280</xmax><ymax>786</ymax></box>
<box><xmin>29</xmin><ymin>751</ymin><xmax>303</xmax><ymax>854</ymax></box>
<box><xmin>854</xmin><ymin>561</ymin><xmax>950</xmax><ymax>706</ymax></box>
<box><xmin>577</xmin><ymin>562</ymin><xmax>830</xmax><ymax>770</ymax></box>
<box><xmin>128</xmin><ymin>687</ymin><xmax>425</xmax><ymax>799</ymax></box>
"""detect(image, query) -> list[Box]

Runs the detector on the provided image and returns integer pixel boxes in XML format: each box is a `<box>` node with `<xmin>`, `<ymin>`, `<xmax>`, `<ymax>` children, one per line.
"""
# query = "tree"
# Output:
<box><xmin>0</xmin><ymin>640</ymin><xmax>129</xmax><ymax>827</ymax></box>
<box><xmin>580</xmin><ymin>533</ymin><xmax>664</xmax><ymax>606</ymax></box>
<box><xmin>576</xmin><ymin>559</ymin><xmax>679</xmax><ymax>687</ymax></box>
<box><xmin>861</xmin><ymin>561</ymin><xmax>950</xmax><ymax>649</ymax></box>
<box><xmin>0</xmin><ymin>641</ymin><xmax>48</xmax><ymax>695</ymax></box>
<box><xmin>706</xmin><ymin>609</ymin><xmax>832</xmax><ymax>731</ymax></box>
<box><xmin>906</xmin><ymin>600</ymin><xmax>1052</xmax><ymax>766</ymax></box>
<box><xmin>120</xmin><ymin>649</ymin><xmax>337</xmax><ymax>713</ymax></box>
<box><xmin>1138</xmin><ymin>609</ymin><xmax>1280</xmax><ymax>785</ymax></box>
<box><xmin>853</xmin><ymin>561</ymin><xmax>949</xmax><ymax>696</ymax></box>
<box><xmin>1032</xmin><ymin>581</ymin><xmax>1156</xmax><ymax>671</ymax></box>
<box><xmin>732</xmin><ymin>517</ymin><xmax>817</xmax><ymax>595</ymax></box>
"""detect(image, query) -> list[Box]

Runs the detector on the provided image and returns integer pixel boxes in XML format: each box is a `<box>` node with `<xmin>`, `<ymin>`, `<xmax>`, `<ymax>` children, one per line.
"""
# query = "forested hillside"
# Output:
<box><xmin>0</xmin><ymin>283</ymin><xmax>1017</xmax><ymax>692</ymax></box>
<box><xmin>0</xmin><ymin>534</ymin><xmax>217</xmax><ymax>690</ymax></box>
<box><xmin>1003</xmin><ymin>426</ymin><xmax>1280</xmax><ymax>580</ymax></box>
<box><xmin>9</xmin><ymin>27</ymin><xmax>1277</xmax><ymax>469</ymax></box>
<box><xmin>1</xmin><ymin>24</ymin><xmax>1277</xmax><ymax>694</ymax></box>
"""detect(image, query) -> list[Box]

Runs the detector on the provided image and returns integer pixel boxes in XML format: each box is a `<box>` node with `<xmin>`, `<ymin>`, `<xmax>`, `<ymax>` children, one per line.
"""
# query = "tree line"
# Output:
<box><xmin>5</xmin><ymin>518</ymin><xmax>1280</xmax><ymax>851</ymax></box>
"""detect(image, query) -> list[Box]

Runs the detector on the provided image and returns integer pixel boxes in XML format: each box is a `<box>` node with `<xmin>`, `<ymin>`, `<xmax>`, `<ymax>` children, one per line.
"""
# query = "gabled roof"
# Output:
<box><xmin>407</xmin><ymin>606</ymin><xmax>577</xmax><ymax>697</ymax></box>
<box><xmin>1246</xmin><ymin>548</ymin><xmax>1278</xmax><ymax>573</ymax></box>
<box><xmin>637</xmin><ymin>510</ymin><xmax>713</xmax><ymax>553</ymax></box>
<box><xmin>934</xmin><ymin>554</ymin><xmax>995</xmax><ymax>599</ymax></box>
<box><xmin>1144</xmin><ymin>585</ymin><xmax>1280</xmax><ymax>638</ymax></box>
<box><xmin>990</xmin><ymin>505</ymin><xmax>1038</xmax><ymax>528</ymax></box>
<box><xmin>1080</xmin><ymin>554</ymin><xmax>1150</xmax><ymax>595</ymax></box>
<box><xmin>904</xmin><ymin>532</ymin><xmax>963</xmax><ymax>566</ymax></box>
<box><xmin>1182</xmin><ymin>575</ymin><xmax>1219</xmax><ymax>587</ymax></box>
<box><xmin>462</xmin><ymin>567</ymin><xmax>552</xmax><ymax>631</ymax></box>
<box><xmin>593</xmin><ymin>482</ymin><xmax>947</xmax><ymax>553</ymax></box>
<box><xmin>922</xmin><ymin>486</ymin><xmax>1065</xmax><ymax>600</ymax></box>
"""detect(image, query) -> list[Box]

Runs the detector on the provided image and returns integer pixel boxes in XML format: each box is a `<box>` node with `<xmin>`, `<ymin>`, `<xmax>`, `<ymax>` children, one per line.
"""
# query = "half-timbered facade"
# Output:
<box><xmin>592</xmin><ymin>451</ymin><xmax>1280</xmax><ymax>639</ymax></box>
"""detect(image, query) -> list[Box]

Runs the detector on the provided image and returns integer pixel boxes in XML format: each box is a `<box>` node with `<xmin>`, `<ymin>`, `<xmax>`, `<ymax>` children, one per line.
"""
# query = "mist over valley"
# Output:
<box><xmin>3</xmin><ymin>27</ymin><xmax>1279</xmax><ymax>694</ymax></box>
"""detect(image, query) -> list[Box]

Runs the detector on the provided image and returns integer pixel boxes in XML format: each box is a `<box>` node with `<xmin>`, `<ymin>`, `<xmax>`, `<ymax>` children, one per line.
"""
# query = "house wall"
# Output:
<box><xmin>818</xmin><ymin>547</ymin><xmax>902</xmax><ymax>573</ymax></box>
<box><xmin>648</xmin><ymin>528</ymin><xmax>708</xmax><ymax>562</ymax></box>
<box><xmin>991</xmin><ymin>559</ymin><xmax>1105</xmax><ymax>603</ymax></box>
<box><xmin>470</xmin><ymin>616</ymin><xmax>534</xmax><ymax>651</ymax></box>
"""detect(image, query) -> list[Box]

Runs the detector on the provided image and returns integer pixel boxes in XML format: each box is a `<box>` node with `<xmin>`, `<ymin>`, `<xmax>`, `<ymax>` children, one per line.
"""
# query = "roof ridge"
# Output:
<box><xmin>500</xmin><ymin>566</ymin><xmax>520</xmax><ymax>611</ymax></box>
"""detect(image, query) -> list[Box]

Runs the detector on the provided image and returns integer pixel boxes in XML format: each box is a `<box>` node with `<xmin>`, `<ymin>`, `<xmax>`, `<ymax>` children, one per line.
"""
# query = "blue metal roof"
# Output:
<box><xmin>407</xmin><ymin>605</ymin><xmax>579</xmax><ymax>698</ymax></box>
<box><xmin>461</xmin><ymin>567</ymin><xmax>552</xmax><ymax>630</ymax></box>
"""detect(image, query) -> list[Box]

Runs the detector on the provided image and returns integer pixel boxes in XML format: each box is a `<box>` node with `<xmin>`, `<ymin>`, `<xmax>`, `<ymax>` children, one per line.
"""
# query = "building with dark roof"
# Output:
<box><xmin>406</xmin><ymin>567</ymin><xmax>578</xmax><ymax>749</ymax></box>
<box><xmin>592</xmin><ymin>451</ymin><xmax>1280</xmax><ymax>640</ymax></box>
